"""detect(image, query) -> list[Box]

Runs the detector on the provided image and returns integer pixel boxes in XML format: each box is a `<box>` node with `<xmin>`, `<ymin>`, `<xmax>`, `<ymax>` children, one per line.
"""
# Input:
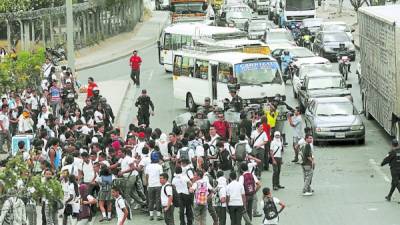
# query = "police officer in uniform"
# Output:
<box><xmin>381</xmin><ymin>139</ymin><xmax>400</xmax><ymax>201</ymax></box>
<box><xmin>229</xmin><ymin>89</ymin><xmax>243</xmax><ymax>112</ymax></box>
<box><xmin>100</xmin><ymin>97</ymin><xmax>115</xmax><ymax>130</ymax></box>
<box><xmin>203</xmin><ymin>97</ymin><xmax>214</xmax><ymax>115</ymax></box>
<box><xmin>135</xmin><ymin>89</ymin><xmax>154</xmax><ymax>127</ymax></box>
<box><xmin>83</xmin><ymin>99</ymin><xmax>95</xmax><ymax>122</ymax></box>
<box><xmin>90</xmin><ymin>87</ymin><xmax>102</xmax><ymax>109</ymax></box>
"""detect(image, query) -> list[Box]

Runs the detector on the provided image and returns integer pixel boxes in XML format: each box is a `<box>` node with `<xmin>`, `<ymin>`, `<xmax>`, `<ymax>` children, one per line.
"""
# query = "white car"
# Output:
<box><xmin>292</xmin><ymin>64</ymin><xmax>333</xmax><ymax>98</ymax></box>
<box><xmin>271</xmin><ymin>46</ymin><xmax>330</xmax><ymax>67</ymax></box>
<box><xmin>264</xmin><ymin>28</ymin><xmax>295</xmax><ymax>45</ymax></box>
<box><xmin>320</xmin><ymin>21</ymin><xmax>355</xmax><ymax>43</ymax></box>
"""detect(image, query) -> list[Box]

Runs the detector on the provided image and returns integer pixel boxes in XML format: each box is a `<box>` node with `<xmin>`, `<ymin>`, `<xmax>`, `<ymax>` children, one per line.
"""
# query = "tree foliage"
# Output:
<box><xmin>0</xmin><ymin>156</ymin><xmax>63</xmax><ymax>202</ymax></box>
<box><xmin>0</xmin><ymin>48</ymin><xmax>45</xmax><ymax>92</ymax></box>
<box><xmin>0</xmin><ymin>0</ymin><xmax>65</xmax><ymax>13</ymax></box>
<box><xmin>350</xmin><ymin>0</ymin><xmax>366</xmax><ymax>11</ymax></box>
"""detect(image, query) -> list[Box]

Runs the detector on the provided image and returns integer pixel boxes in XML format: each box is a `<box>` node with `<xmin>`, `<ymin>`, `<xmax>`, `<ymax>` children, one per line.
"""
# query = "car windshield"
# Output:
<box><xmin>235</xmin><ymin>61</ymin><xmax>282</xmax><ymax>85</ymax></box>
<box><xmin>227</xmin><ymin>11</ymin><xmax>252</xmax><ymax>19</ymax></box>
<box><xmin>249</xmin><ymin>22</ymin><xmax>267</xmax><ymax>31</ymax></box>
<box><xmin>290</xmin><ymin>48</ymin><xmax>315</xmax><ymax>58</ymax></box>
<box><xmin>303</xmin><ymin>19</ymin><xmax>324</xmax><ymax>28</ymax></box>
<box><xmin>267</xmin><ymin>32</ymin><xmax>294</xmax><ymax>42</ymax></box>
<box><xmin>323</xmin><ymin>33</ymin><xmax>350</xmax><ymax>43</ymax></box>
<box><xmin>299</xmin><ymin>67</ymin><xmax>333</xmax><ymax>79</ymax></box>
<box><xmin>323</xmin><ymin>24</ymin><xmax>350</xmax><ymax>32</ymax></box>
<box><xmin>286</xmin><ymin>0</ymin><xmax>315</xmax><ymax>11</ymax></box>
<box><xmin>315</xmin><ymin>102</ymin><xmax>354</xmax><ymax>116</ymax></box>
<box><xmin>307</xmin><ymin>77</ymin><xmax>344</xmax><ymax>89</ymax></box>
<box><xmin>172</xmin><ymin>2</ymin><xmax>205</xmax><ymax>13</ymax></box>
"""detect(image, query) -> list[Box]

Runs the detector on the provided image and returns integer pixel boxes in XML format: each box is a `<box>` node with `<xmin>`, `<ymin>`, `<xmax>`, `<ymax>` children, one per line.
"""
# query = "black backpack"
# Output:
<box><xmin>164</xmin><ymin>184</ymin><xmax>181</xmax><ymax>207</ymax></box>
<box><xmin>263</xmin><ymin>197</ymin><xmax>279</xmax><ymax>220</ymax></box>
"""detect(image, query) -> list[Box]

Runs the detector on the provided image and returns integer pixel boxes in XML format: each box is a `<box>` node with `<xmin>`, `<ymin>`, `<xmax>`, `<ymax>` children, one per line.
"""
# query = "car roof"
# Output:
<box><xmin>267</xmin><ymin>28</ymin><xmax>289</xmax><ymax>33</ymax></box>
<box><xmin>303</xmin><ymin>18</ymin><xmax>324</xmax><ymax>22</ymax></box>
<box><xmin>313</xmin><ymin>97</ymin><xmax>352</xmax><ymax>104</ymax></box>
<box><xmin>321</xmin><ymin>21</ymin><xmax>347</xmax><ymax>26</ymax></box>
<box><xmin>318</xmin><ymin>31</ymin><xmax>348</xmax><ymax>35</ymax></box>
<box><xmin>306</xmin><ymin>72</ymin><xmax>342</xmax><ymax>78</ymax></box>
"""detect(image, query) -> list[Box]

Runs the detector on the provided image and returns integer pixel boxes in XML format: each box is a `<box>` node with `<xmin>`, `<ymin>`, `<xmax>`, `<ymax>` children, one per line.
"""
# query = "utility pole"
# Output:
<box><xmin>66</xmin><ymin>0</ymin><xmax>75</xmax><ymax>73</ymax></box>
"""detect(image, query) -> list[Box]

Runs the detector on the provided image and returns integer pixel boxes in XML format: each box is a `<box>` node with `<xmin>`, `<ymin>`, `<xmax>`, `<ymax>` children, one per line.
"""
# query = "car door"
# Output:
<box><xmin>298</xmin><ymin>77</ymin><xmax>308</xmax><ymax>107</ymax></box>
<box><xmin>304</xmin><ymin>100</ymin><xmax>316</xmax><ymax>129</ymax></box>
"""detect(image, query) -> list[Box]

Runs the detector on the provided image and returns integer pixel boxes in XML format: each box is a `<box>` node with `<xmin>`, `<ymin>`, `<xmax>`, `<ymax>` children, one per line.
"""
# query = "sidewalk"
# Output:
<box><xmin>75</xmin><ymin>10</ymin><xmax>170</xmax><ymax>71</ymax></box>
<box><xmin>316</xmin><ymin>2</ymin><xmax>360</xmax><ymax>48</ymax></box>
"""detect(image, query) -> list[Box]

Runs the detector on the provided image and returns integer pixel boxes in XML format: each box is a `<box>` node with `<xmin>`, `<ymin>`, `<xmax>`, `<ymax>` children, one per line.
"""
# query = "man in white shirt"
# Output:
<box><xmin>172</xmin><ymin>166</ymin><xmax>193</xmax><ymax>225</ymax></box>
<box><xmin>0</xmin><ymin>104</ymin><xmax>11</xmax><ymax>154</ymax></box>
<box><xmin>42</xmin><ymin>58</ymin><xmax>53</xmax><ymax>79</ymax></box>
<box><xmin>226</xmin><ymin>171</ymin><xmax>245</xmax><ymax>225</ymax></box>
<box><xmin>239</xmin><ymin>163</ymin><xmax>261</xmax><ymax>222</ymax></box>
<box><xmin>145</xmin><ymin>152</ymin><xmax>163</xmax><ymax>221</ymax></box>
<box><xmin>160</xmin><ymin>172</ymin><xmax>175</xmax><ymax>225</ymax></box>
<box><xmin>176</xmin><ymin>138</ymin><xmax>196</xmax><ymax>166</ymax></box>
<box><xmin>288</xmin><ymin>107</ymin><xmax>303</xmax><ymax>163</ymax></box>
<box><xmin>214</xmin><ymin>171</ymin><xmax>227</xmax><ymax>225</ymax></box>
<box><xmin>261</xmin><ymin>187</ymin><xmax>285</xmax><ymax>225</ymax></box>
<box><xmin>79</xmin><ymin>152</ymin><xmax>96</xmax><ymax>192</ymax></box>
<box><xmin>251</xmin><ymin>122</ymin><xmax>269</xmax><ymax>174</ymax></box>
<box><xmin>112</xmin><ymin>187</ymin><xmax>129</xmax><ymax>225</ymax></box>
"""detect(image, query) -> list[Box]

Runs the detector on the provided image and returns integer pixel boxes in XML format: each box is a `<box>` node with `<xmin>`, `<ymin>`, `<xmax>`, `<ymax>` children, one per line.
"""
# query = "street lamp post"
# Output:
<box><xmin>66</xmin><ymin>0</ymin><xmax>75</xmax><ymax>73</ymax></box>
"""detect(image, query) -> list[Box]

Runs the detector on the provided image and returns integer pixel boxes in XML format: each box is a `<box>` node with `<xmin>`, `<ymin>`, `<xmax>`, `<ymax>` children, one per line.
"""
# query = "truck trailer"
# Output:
<box><xmin>359</xmin><ymin>5</ymin><xmax>400</xmax><ymax>141</ymax></box>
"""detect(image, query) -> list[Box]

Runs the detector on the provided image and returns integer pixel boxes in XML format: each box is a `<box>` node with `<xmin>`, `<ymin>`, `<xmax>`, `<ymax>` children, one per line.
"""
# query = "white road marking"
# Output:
<box><xmin>367</xmin><ymin>208</ymin><xmax>378</xmax><ymax>211</ymax></box>
<box><xmin>147</xmin><ymin>69</ymin><xmax>154</xmax><ymax>82</ymax></box>
<box><xmin>369</xmin><ymin>159</ymin><xmax>390</xmax><ymax>183</ymax></box>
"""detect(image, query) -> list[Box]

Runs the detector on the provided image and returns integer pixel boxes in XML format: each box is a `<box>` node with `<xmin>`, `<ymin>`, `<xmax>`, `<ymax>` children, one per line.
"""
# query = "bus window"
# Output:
<box><xmin>218</xmin><ymin>63</ymin><xmax>233</xmax><ymax>83</ymax></box>
<box><xmin>181</xmin><ymin>57</ymin><xmax>195</xmax><ymax>77</ymax></box>
<box><xmin>195</xmin><ymin>60</ymin><xmax>209</xmax><ymax>80</ymax></box>
<box><xmin>174</xmin><ymin>55</ymin><xmax>183</xmax><ymax>76</ymax></box>
<box><xmin>181</xmin><ymin>35</ymin><xmax>192</xmax><ymax>47</ymax></box>
<box><xmin>171</xmin><ymin>34</ymin><xmax>182</xmax><ymax>50</ymax></box>
<box><xmin>164</xmin><ymin>33</ymin><xmax>171</xmax><ymax>50</ymax></box>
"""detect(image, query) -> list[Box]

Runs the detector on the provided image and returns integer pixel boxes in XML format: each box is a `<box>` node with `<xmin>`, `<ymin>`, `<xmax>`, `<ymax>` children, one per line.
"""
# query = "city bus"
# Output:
<box><xmin>170</xmin><ymin>0</ymin><xmax>208</xmax><ymax>23</ymax></box>
<box><xmin>172</xmin><ymin>47</ymin><xmax>286</xmax><ymax>111</ymax></box>
<box><xmin>195</xmin><ymin>38</ymin><xmax>271</xmax><ymax>55</ymax></box>
<box><xmin>158</xmin><ymin>22</ymin><xmax>247</xmax><ymax>72</ymax></box>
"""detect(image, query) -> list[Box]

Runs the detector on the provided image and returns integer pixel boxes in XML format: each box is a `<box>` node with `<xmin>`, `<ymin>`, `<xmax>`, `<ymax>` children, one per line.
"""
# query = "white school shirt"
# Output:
<box><xmin>172</xmin><ymin>174</ymin><xmax>190</xmax><ymax>195</ymax></box>
<box><xmin>145</xmin><ymin>163</ymin><xmax>163</xmax><ymax>187</ymax></box>
<box><xmin>251</xmin><ymin>130</ymin><xmax>268</xmax><ymax>148</ymax></box>
<box><xmin>119</xmin><ymin>155</ymin><xmax>135</xmax><ymax>178</ymax></box>
<box><xmin>261</xmin><ymin>197</ymin><xmax>281</xmax><ymax>225</ymax></box>
<box><xmin>226</xmin><ymin>180</ymin><xmax>245</xmax><ymax>206</ymax></box>
<box><xmin>115</xmin><ymin>195</ymin><xmax>127</xmax><ymax>223</ymax></box>
<box><xmin>161</xmin><ymin>182</ymin><xmax>173</xmax><ymax>207</ymax></box>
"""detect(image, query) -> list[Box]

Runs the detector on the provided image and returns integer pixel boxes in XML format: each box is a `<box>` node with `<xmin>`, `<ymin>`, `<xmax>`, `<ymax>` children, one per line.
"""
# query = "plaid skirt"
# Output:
<box><xmin>98</xmin><ymin>190</ymin><xmax>112</xmax><ymax>201</ymax></box>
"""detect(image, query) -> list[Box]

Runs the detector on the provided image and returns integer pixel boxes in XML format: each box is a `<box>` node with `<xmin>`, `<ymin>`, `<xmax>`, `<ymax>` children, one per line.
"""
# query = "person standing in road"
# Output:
<box><xmin>226</xmin><ymin>171</ymin><xmax>245</xmax><ymax>225</ymax></box>
<box><xmin>135</xmin><ymin>89</ymin><xmax>155</xmax><ymax>127</ymax></box>
<box><xmin>288</xmin><ymin>107</ymin><xmax>303</xmax><ymax>163</ymax></box>
<box><xmin>161</xmin><ymin>172</ymin><xmax>175</xmax><ymax>225</ymax></box>
<box><xmin>381</xmin><ymin>139</ymin><xmax>400</xmax><ymax>202</ymax></box>
<box><xmin>172</xmin><ymin>166</ymin><xmax>193</xmax><ymax>225</ymax></box>
<box><xmin>302</xmin><ymin>134</ymin><xmax>315</xmax><ymax>196</ymax></box>
<box><xmin>238</xmin><ymin>163</ymin><xmax>261</xmax><ymax>222</ymax></box>
<box><xmin>270</xmin><ymin>131</ymin><xmax>284</xmax><ymax>191</ymax></box>
<box><xmin>129</xmin><ymin>50</ymin><xmax>142</xmax><ymax>87</ymax></box>
<box><xmin>112</xmin><ymin>187</ymin><xmax>129</xmax><ymax>225</ymax></box>
<box><xmin>86</xmin><ymin>77</ymin><xmax>98</xmax><ymax>99</ymax></box>
<box><xmin>261</xmin><ymin>187</ymin><xmax>285</xmax><ymax>225</ymax></box>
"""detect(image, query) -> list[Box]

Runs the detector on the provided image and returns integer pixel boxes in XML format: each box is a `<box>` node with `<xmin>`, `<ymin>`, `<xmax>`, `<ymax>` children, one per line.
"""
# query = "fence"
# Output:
<box><xmin>0</xmin><ymin>0</ymin><xmax>144</xmax><ymax>51</ymax></box>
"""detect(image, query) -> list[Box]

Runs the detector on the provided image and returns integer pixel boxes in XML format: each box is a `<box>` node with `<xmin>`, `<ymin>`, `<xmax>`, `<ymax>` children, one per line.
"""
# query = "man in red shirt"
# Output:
<box><xmin>87</xmin><ymin>77</ymin><xmax>98</xmax><ymax>99</ymax></box>
<box><xmin>129</xmin><ymin>50</ymin><xmax>142</xmax><ymax>87</ymax></box>
<box><xmin>212</xmin><ymin>113</ymin><xmax>231</xmax><ymax>141</ymax></box>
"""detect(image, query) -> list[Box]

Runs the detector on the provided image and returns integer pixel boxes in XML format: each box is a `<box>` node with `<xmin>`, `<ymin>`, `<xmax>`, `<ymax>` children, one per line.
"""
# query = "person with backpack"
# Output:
<box><xmin>261</xmin><ymin>187</ymin><xmax>285</xmax><ymax>225</ymax></box>
<box><xmin>112</xmin><ymin>187</ymin><xmax>129</xmax><ymax>225</ymax></box>
<box><xmin>226</xmin><ymin>171</ymin><xmax>245</xmax><ymax>225</ymax></box>
<box><xmin>216</xmin><ymin>141</ymin><xmax>233</xmax><ymax>179</ymax></box>
<box><xmin>172</xmin><ymin>166</ymin><xmax>193</xmax><ymax>225</ymax></box>
<box><xmin>214</xmin><ymin>171</ymin><xmax>228</xmax><ymax>225</ymax></box>
<box><xmin>177</xmin><ymin>138</ymin><xmax>195</xmax><ymax>167</ymax></box>
<box><xmin>235</xmin><ymin>134</ymin><xmax>252</xmax><ymax>165</ymax></box>
<box><xmin>160</xmin><ymin>172</ymin><xmax>175</xmax><ymax>225</ymax></box>
<box><xmin>270</xmin><ymin>131</ymin><xmax>284</xmax><ymax>191</ymax></box>
<box><xmin>146</xmin><ymin>151</ymin><xmax>164</xmax><ymax>221</ymax></box>
<box><xmin>190</xmin><ymin>169</ymin><xmax>213</xmax><ymax>225</ymax></box>
<box><xmin>239</xmin><ymin>163</ymin><xmax>261</xmax><ymax>222</ymax></box>
<box><xmin>76</xmin><ymin>183</ymin><xmax>97</xmax><ymax>225</ymax></box>
<box><xmin>250</xmin><ymin>122</ymin><xmax>268</xmax><ymax>175</ymax></box>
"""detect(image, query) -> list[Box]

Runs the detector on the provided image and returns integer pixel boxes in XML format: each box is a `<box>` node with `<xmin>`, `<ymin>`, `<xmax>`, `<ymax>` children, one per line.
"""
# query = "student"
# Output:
<box><xmin>172</xmin><ymin>167</ymin><xmax>193</xmax><ymax>225</ymax></box>
<box><xmin>160</xmin><ymin>172</ymin><xmax>175</xmax><ymax>225</ymax></box>
<box><xmin>112</xmin><ymin>187</ymin><xmax>128</xmax><ymax>225</ymax></box>
<box><xmin>226</xmin><ymin>171</ymin><xmax>245</xmax><ymax>225</ymax></box>
<box><xmin>261</xmin><ymin>187</ymin><xmax>285</xmax><ymax>225</ymax></box>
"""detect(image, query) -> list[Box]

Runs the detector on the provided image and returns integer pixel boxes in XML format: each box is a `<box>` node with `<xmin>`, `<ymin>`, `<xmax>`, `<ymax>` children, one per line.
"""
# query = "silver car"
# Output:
<box><xmin>304</xmin><ymin>97</ymin><xmax>365</xmax><ymax>145</ymax></box>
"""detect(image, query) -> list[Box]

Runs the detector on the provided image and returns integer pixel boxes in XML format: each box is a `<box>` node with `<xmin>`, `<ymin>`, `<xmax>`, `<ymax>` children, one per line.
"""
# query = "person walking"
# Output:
<box><xmin>381</xmin><ymin>139</ymin><xmax>400</xmax><ymax>202</ymax></box>
<box><xmin>172</xmin><ymin>166</ymin><xmax>193</xmax><ymax>225</ymax></box>
<box><xmin>226</xmin><ymin>171</ymin><xmax>245</xmax><ymax>225</ymax></box>
<box><xmin>251</xmin><ymin>122</ymin><xmax>269</xmax><ymax>175</ymax></box>
<box><xmin>160</xmin><ymin>172</ymin><xmax>175</xmax><ymax>225</ymax></box>
<box><xmin>86</xmin><ymin>77</ymin><xmax>98</xmax><ymax>99</ymax></box>
<box><xmin>190</xmin><ymin>170</ymin><xmax>213</xmax><ymax>225</ymax></box>
<box><xmin>112</xmin><ymin>187</ymin><xmax>129</xmax><ymax>225</ymax></box>
<box><xmin>261</xmin><ymin>187</ymin><xmax>285</xmax><ymax>225</ymax></box>
<box><xmin>129</xmin><ymin>50</ymin><xmax>142</xmax><ymax>87</ymax></box>
<box><xmin>135</xmin><ymin>89</ymin><xmax>155</xmax><ymax>127</ymax></box>
<box><xmin>146</xmin><ymin>151</ymin><xmax>163</xmax><ymax>221</ymax></box>
<box><xmin>288</xmin><ymin>107</ymin><xmax>303</xmax><ymax>163</ymax></box>
<box><xmin>214</xmin><ymin>171</ymin><xmax>227</xmax><ymax>225</ymax></box>
<box><xmin>239</xmin><ymin>163</ymin><xmax>261</xmax><ymax>222</ymax></box>
<box><xmin>302</xmin><ymin>134</ymin><xmax>315</xmax><ymax>196</ymax></box>
<box><xmin>270</xmin><ymin>131</ymin><xmax>284</xmax><ymax>191</ymax></box>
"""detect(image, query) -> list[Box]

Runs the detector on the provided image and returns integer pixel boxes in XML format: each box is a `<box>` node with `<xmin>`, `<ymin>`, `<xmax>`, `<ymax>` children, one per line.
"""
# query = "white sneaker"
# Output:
<box><xmin>303</xmin><ymin>192</ymin><xmax>313</xmax><ymax>196</ymax></box>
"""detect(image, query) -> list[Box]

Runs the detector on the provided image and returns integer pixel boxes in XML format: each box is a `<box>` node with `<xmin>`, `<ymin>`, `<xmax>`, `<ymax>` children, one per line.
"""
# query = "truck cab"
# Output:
<box><xmin>276</xmin><ymin>0</ymin><xmax>316</xmax><ymax>26</ymax></box>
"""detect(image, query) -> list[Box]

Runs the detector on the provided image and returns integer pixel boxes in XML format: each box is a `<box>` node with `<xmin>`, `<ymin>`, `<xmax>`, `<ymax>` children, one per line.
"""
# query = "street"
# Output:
<box><xmin>79</xmin><ymin>43</ymin><xmax>400</xmax><ymax>225</ymax></box>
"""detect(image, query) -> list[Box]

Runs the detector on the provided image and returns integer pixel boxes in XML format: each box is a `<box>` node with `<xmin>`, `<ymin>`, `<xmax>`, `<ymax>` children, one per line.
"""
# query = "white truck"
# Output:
<box><xmin>359</xmin><ymin>5</ymin><xmax>400</xmax><ymax>141</ymax></box>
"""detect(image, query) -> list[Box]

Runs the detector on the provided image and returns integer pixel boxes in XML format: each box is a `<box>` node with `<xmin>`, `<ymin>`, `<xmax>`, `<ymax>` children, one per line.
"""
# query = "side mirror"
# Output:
<box><xmin>346</xmin><ymin>84</ymin><xmax>352</xmax><ymax>88</ymax></box>
<box><xmin>300</xmin><ymin>86</ymin><xmax>306</xmax><ymax>90</ymax></box>
<box><xmin>157</xmin><ymin>40</ymin><xmax>161</xmax><ymax>47</ymax></box>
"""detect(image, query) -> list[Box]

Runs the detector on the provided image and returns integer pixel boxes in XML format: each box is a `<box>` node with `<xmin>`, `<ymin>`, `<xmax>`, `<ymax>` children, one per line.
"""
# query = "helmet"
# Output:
<box><xmin>151</xmin><ymin>151</ymin><xmax>160</xmax><ymax>162</ymax></box>
<box><xmin>283</xmin><ymin>50</ymin><xmax>289</xmax><ymax>55</ymax></box>
<box><xmin>93</xmin><ymin>87</ymin><xmax>100</xmax><ymax>96</ymax></box>
<box><xmin>100</xmin><ymin>97</ymin><xmax>107</xmax><ymax>103</ymax></box>
<box><xmin>295</xmin><ymin>23</ymin><xmax>301</xmax><ymax>28</ymax></box>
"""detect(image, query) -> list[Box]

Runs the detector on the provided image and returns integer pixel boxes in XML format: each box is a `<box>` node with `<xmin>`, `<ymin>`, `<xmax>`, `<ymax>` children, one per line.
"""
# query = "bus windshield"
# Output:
<box><xmin>235</xmin><ymin>61</ymin><xmax>282</xmax><ymax>85</ymax></box>
<box><xmin>286</xmin><ymin>0</ymin><xmax>315</xmax><ymax>11</ymax></box>
<box><xmin>172</xmin><ymin>2</ymin><xmax>206</xmax><ymax>14</ymax></box>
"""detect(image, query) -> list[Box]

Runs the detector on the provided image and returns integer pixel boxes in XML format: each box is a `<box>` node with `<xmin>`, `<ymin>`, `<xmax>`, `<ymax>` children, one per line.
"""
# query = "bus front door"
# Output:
<box><xmin>211</xmin><ymin>64</ymin><xmax>218</xmax><ymax>101</ymax></box>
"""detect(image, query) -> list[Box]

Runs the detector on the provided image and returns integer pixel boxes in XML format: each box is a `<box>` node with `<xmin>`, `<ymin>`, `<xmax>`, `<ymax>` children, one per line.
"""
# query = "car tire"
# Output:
<box><xmin>362</xmin><ymin>94</ymin><xmax>372</xmax><ymax>120</ymax></box>
<box><xmin>358</xmin><ymin>138</ymin><xmax>365</xmax><ymax>145</ymax></box>
<box><xmin>186</xmin><ymin>93</ymin><xmax>197</xmax><ymax>112</ymax></box>
<box><xmin>268</xmin><ymin>13</ymin><xmax>273</xmax><ymax>21</ymax></box>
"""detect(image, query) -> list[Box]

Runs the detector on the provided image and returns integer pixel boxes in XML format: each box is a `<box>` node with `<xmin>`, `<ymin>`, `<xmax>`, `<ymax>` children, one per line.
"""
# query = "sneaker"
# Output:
<box><xmin>107</xmin><ymin>217</ymin><xmax>112</xmax><ymax>221</ymax></box>
<box><xmin>150</xmin><ymin>216</ymin><xmax>154</xmax><ymax>221</ymax></box>
<box><xmin>273</xmin><ymin>186</ymin><xmax>279</xmax><ymax>191</ymax></box>
<box><xmin>385</xmin><ymin>196</ymin><xmax>391</xmax><ymax>202</ymax></box>
<box><xmin>157</xmin><ymin>216</ymin><xmax>164</xmax><ymax>221</ymax></box>
<box><xmin>253</xmin><ymin>212</ymin><xmax>262</xmax><ymax>217</ymax></box>
<box><xmin>99</xmin><ymin>217</ymin><xmax>107</xmax><ymax>222</ymax></box>
<box><xmin>303</xmin><ymin>192</ymin><xmax>313</xmax><ymax>196</ymax></box>
<box><xmin>291</xmin><ymin>159</ymin><xmax>299</xmax><ymax>163</ymax></box>
<box><xmin>278</xmin><ymin>185</ymin><xmax>285</xmax><ymax>189</ymax></box>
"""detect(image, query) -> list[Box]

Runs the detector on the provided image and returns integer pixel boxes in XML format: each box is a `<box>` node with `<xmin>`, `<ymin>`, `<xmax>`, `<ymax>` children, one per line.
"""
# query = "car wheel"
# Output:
<box><xmin>362</xmin><ymin>94</ymin><xmax>372</xmax><ymax>120</ymax></box>
<box><xmin>186</xmin><ymin>93</ymin><xmax>197</xmax><ymax>112</ymax></box>
<box><xmin>358</xmin><ymin>138</ymin><xmax>365</xmax><ymax>145</ymax></box>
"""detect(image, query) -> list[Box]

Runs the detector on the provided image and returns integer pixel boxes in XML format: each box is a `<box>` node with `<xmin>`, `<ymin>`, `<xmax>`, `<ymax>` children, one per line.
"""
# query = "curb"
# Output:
<box><xmin>114</xmin><ymin>80</ymin><xmax>133</xmax><ymax>128</ymax></box>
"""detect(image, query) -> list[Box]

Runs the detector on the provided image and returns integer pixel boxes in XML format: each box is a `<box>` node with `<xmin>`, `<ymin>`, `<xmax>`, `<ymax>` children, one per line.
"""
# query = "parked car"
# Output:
<box><xmin>304</xmin><ymin>97</ymin><xmax>365</xmax><ymax>144</ymax></box>
<box><xmin>313</xmin><ymin>31</ymin><xmax>356</xmax><ymax>61</ymax></box>
<box><xmin>263</xmin><ymin>28</ymin><xmax>295</xmax><ymax>45</ymax></box>
<box><xmin>298</xmin><ymin>73</ymin><xmax>352</xmax><ymax>112</ymax></box>
<box><xmin>319</xmin><ymin>21</ymin><xmax>355</xmax><ymax>43</ymax></box>
<box><xmin>301</xmin><ymin>18</ymin><xmax>324</xmax><ymax>36</ymax></box>
<box><xmin>292</xmin><ymin>64</ymin><xmax>333</xmax><ymax>99</ymax></box>
<box><xmin>219</xmin><ymin>4</ymin><xmax>253</xmax><ymax>30</ymax></box>
<box><xmin>245</xmin><ymin>19</ymin><xmax>275</xmax><ymax>39</ymax></box>
<box><xmin>271</xmin><ymin>46</ymin><xmax>329</xmax><ymax>67</ymax></box>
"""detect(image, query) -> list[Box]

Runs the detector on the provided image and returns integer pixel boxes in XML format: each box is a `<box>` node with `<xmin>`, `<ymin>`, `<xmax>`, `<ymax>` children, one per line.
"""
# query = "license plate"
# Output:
<box><xmin>335</xmin><ymin>132</ymin><xmax>346</xmax><ymax>138</ymax></box>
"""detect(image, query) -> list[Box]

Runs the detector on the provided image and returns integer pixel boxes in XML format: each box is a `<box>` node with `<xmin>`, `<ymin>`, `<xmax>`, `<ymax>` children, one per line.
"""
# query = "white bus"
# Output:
<box><xmin>158</xmin><ymin>22</ymin><xmax>247</xmax><ymax>72</ymax></box>
<box><xmin>172</xmin><ymin>48</ymin><xmax>286</xmax><ymax>111</ymax></box>
<box><xmin>195</xmin><ymin>38</ymin><xmax>271</xmax><ymax>55</ymax></box>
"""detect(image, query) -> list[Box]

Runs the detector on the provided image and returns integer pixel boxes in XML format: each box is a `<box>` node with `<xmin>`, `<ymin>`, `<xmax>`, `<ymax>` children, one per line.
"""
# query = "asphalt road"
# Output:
<box><xmin>78</xmin><ymin>41</ymin><xmax>400</xmax><ymax>225</ymax></box>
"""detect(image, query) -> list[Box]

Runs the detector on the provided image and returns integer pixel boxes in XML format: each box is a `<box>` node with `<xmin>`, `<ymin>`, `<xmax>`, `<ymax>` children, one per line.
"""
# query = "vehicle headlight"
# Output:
<box><xmin>316</xmin><ymin>127</ymin><xmax>329</xmax><ymax>132</ymax></box>
<box><xmin>351</xmin><ymin>125</ymin><xmax>364</xmax><ymax>131</ymax></box>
